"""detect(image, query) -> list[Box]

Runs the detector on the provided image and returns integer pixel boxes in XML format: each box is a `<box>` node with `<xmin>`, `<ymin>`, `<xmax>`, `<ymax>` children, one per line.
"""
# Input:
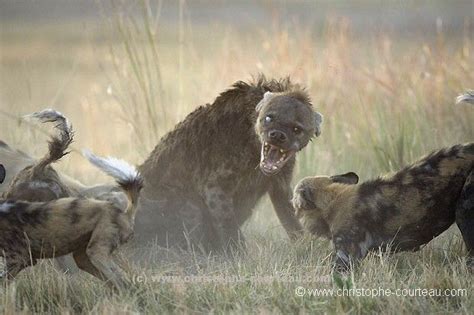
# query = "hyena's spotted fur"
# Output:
<box><xmin>136</xmin><ymin>76</ymin><xmax>323</xmax><ymax>251</ymax></box>
<box><xmin>294</xmin><ymin>144</ymin><xmax>474</xmax><ymax>271</ymax></box>
<box><xmin>0</xmin><ymin>151</ymin><xmax>143</xmax><ymax>289</ymax></box>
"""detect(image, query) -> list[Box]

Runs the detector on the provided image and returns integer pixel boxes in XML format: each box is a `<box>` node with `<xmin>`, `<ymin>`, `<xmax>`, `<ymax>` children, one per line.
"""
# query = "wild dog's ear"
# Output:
<box><xmin>256</xmin><ymin>91</ymin><xmax>276</xmax><ymax>112</ymax></box>
<box><xmin>0</xmin><ymin>164</ymin><xmax>5</xmax><ymax>184</ymax></box>
<box><xmin>330</xmin><ymin>172</ymin><xmax>359</xmax><ymax>185</ymax></box>
<box><xmin>314</xmin><ymin>112</ymin><xmax>323</xmax><ymax>137</ymax></box>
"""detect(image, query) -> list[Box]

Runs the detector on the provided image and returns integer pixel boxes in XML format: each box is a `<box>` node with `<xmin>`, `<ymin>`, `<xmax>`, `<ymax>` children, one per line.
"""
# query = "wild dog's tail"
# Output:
<box><xmin>82</xmin><ymin>150</ymin><xmax>143</xmax><ymax>220</ymax></box>
<box><xmin>456</xmin><ymin>91</ymin><xmax>474</xmax><ymax>105</ymax></box>
<box><xmin>24</xmin><ymin>109</ymin><xmax>73</xmax><ymax>175</ymax></box>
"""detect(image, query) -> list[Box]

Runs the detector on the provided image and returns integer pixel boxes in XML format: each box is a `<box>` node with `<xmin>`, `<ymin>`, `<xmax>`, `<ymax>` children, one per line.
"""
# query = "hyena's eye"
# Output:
<box><xmin>293</xmin><ymin>126</ymin><xmax>302</xmax><ymax>134</ymax></box>
<box><xmin>264</xmin><ymin>115</ymin><xmax>273</xmax><ymax>123</ymax></box>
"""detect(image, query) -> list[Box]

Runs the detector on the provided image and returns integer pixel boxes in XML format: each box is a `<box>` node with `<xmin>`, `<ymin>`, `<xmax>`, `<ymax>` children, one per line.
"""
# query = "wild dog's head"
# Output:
<box><xmin>292</xmin><ymin>172</ymin><xmax>359</xmax><ymax>217</ymax></box>
<box><xmin>255</xmin><ymin>91</ymin><xmax>323</xmax><ymax>175</ymax></box>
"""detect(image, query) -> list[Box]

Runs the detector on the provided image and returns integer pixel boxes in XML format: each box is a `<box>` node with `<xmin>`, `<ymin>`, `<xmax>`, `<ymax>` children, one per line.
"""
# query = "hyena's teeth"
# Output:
<box><xmin>272</xmin><ymin>165</ymin><xmax>277</xmax><ymax>170</ymax></box>
<box><xmin>280</xmin><ymin>149</ymin><xmax>285</xmax><ymax>153</ymax></box>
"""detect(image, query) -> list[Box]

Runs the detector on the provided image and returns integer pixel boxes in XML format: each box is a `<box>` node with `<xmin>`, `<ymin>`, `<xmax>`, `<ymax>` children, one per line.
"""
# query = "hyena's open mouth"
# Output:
<box><xmin>260</xmin><ymin>142</ymin><xmax>296</xmax><ymax>175</ymax></box>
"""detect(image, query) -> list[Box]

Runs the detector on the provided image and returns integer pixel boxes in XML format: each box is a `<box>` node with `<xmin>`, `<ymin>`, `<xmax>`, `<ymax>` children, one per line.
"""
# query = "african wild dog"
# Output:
<box><xmin>0</xmin><ymin>150</ymin><xmax>143</xmax><ymax>289</ymax></box>
<box><xmin>2</xmin><ymin>109</ymin><xmax>81</xmax><ymax>272</ymax></box>
<box><xmin>135</xmin><ymin>76</ymin><xmax>323</xmax><ymax>251</ymax></box>
<box><xmin>293</xmin><ymin>93</ymin><xmax>474</xmax><ymax>272</ymax></box>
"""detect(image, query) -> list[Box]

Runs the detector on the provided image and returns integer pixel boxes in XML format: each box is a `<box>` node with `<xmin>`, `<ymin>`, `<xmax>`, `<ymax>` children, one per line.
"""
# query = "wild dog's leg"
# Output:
<box><xmin>455</xmin><ymin>169</ymin><xmax>474</xmax><ymax>268</ymax></box>
<box><xmin>1</xmin><ymin>242</ymin><xmax>33</xmax><ymax>279</ymax></box>
<box><xmin>87</xmin><ymin>253</ymin><xmax>128</xmax><ymax>289</ymax></box>
<box><xmin>84</xmin><ymin>230</ymin><xmax>128</xmax><ymax>289</ymax></box>
<box><xmin>72</xmin><ymin>248</ymin><xmax>107</xmax><ymax>281</ymax></box>
<box><xmin>74</xmin><ymin>248</ymin><xmax>127</xmax><ymax>288</ymax></box>
<box><xmin>269</xmin><ymin>179</ymin><xmax>303</xmax><ymax>240</ymax></box>
<box><xmin>203</xmin><ymin>185</ymin><xmax>243</xmax><ymax>251</ymax></box>
<box><xmin>54</xmin><ymin>255</ymin><xmax>78</xmax><ymax>274</ymax></box>
<box><xmin>332</xmin><ymin>229</ymin><xmax>373</xmax><ymax>273</ymax></box>
<box><xmin>3</xmin><ymin>255</ymin><xmax>30</xmax><ymax>279</ymax></box>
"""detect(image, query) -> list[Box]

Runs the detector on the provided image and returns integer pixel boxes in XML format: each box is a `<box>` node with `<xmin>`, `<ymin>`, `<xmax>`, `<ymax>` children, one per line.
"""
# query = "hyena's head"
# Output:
<box><xmin>255</xmin><ymin>91</ymin><xmax>323</xmax><ymax>176</ymax></box>
<box><xmin>292</xmin><ymin>172</ymin><xmax>359</xmax><ymax>217</ymax></box>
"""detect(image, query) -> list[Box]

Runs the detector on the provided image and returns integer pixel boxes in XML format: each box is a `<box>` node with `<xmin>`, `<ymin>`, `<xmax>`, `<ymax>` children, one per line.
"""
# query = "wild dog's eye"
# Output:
<box><xmin>293</xmin><ymin>127</ymin><xmax>302</xmax><ymax>134</ymax></box>
<box><xmin>264</xmin><ymin>115</ymin><xmax>272</xmax><ymax>123</ymax></box>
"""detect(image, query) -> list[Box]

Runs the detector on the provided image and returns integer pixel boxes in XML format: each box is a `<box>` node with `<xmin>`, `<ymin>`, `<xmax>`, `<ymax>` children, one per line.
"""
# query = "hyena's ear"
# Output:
<box><xmin>314</xmin><ymin>112</ymin><xmax>323</xmax><ymax>137</ymax></box>
<box><xmin>0</xmin><ymin>164</ymin><xmax>5</xmax><ymax>184</ymax></box>
<box><xmin>330</xmin><ymin>172</ymin><xmax>359</xmax><ymax>185</ymax></box>
<box><xmin>256</xmin><ymin>91</ymin><xmax>276</xmax><ymax>112</ymax></box>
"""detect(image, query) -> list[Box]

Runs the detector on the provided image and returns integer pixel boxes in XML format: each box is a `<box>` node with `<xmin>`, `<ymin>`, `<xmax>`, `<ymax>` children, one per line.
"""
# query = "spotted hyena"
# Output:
<box><xmin>136</xmin><ymin>76</ymin><xmax>323</xmax><ymax>251</ymax></box>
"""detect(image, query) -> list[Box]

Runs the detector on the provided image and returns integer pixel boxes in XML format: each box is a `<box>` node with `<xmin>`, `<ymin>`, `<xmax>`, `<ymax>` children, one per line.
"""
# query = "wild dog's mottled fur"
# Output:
<box><xmin>0</xmin><ymin>151</ymin><xmax>143</xmax><ymax>289</ymax></box>
<box><xmin>4</xmin><ymin>109</ymin><xmax>74</xmax><ymax>201</ymax></box>
<box><xmin>294</xmin><ymin>143</ymin><xmax>474</xmax><ymax>271</ymax></box>
<box><xmin>293</xmin><ymin>95</ymin><xmax>474</xmax><ymax>271</ymax></box>
<box><xmin>136</xmin><ymin>76</ymin><xmax>323</xmax><ymax>251</ymax></box>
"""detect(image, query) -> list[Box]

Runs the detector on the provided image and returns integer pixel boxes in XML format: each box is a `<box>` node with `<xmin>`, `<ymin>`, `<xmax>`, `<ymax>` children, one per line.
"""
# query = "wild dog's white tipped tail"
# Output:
<box><xmin>82</xmin><ymin>149</ymin><xmax>143</xmax><ymax>218</ymax></box>
<box><xmin>456</xmin><ymin>91</ymin><xmax>474</xmax><ymax>105</ymax></box>
<box><xmin>82</xmin><ymin>149</ymin><xmax>140</xmax><ymax>184</ymax></box>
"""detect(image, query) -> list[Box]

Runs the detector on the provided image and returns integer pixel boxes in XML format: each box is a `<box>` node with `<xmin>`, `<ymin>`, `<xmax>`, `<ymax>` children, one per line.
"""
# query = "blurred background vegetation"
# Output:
<box><xmin>0</xmin><ymin>1</ymin><xmax>473</xmax><ymax>313</ymax></box>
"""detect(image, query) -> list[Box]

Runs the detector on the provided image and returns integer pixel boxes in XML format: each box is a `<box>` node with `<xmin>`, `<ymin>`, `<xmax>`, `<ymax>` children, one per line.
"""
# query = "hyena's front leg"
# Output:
<box><xmin>269</xmin><ymin>180</ymin><xmax>303</xmax><ymax>240</ymax></box>
<box><xmin>455</xmin><ymin>169</ymin><xmax>474</xmax><ymax>269</ymax></box>
<box><xmin>203</xmin><ymin>185</ymin><xmax>244</xmax><ymax>251</ymax></box>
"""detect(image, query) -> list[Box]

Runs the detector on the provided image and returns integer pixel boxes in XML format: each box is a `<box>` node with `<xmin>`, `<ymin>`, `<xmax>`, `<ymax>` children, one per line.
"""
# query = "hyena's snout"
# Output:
<box><xmin>268</xmin><ymin>129</ymin><xmax>288</xmax><ymax>145</ymax></box>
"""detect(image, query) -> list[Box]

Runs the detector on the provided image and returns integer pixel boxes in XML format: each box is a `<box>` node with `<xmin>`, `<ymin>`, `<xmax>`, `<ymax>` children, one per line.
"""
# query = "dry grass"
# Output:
<box><xmin>0</xmin><ymin>1</ymin><xmax>473</xmax><ymax>313</ymax></box>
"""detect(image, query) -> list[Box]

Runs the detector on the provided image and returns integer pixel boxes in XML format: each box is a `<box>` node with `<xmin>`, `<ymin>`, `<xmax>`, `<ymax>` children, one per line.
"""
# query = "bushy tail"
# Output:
<box><xmin>456</xmin><ymin>91</ymin><xmax>474</xmax><ymax>105</ymax></box>
<box><xmin>82</xmin><ymin>150</ymin><xmax>143</xmax><ymax>220</ymax></box>
<box><xmin>24</xmin><ymin>109</ymin><xmax>74</xmax><ymax>175</ymax></box>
